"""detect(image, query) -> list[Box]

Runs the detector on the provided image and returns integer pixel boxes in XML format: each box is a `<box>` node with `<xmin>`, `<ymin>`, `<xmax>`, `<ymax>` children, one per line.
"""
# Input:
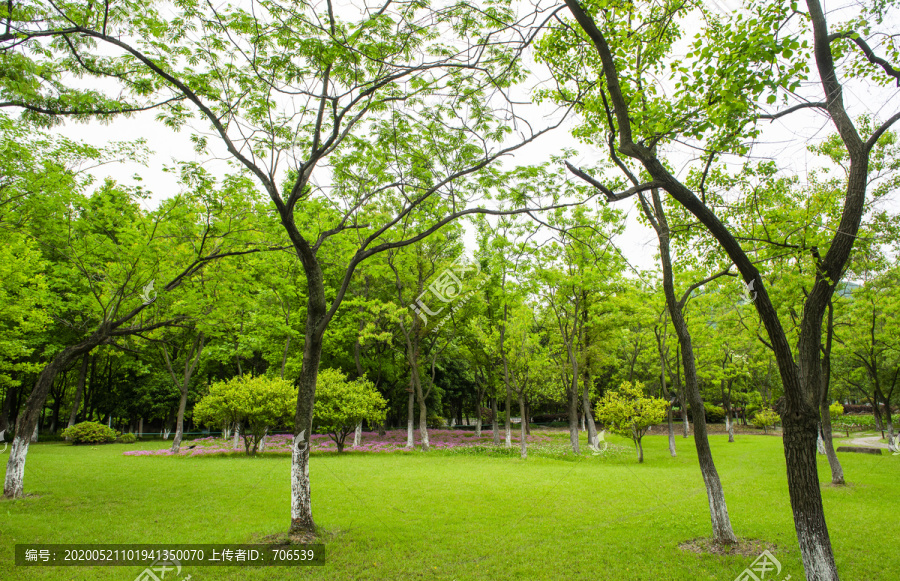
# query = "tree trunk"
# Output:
<box><xmin>641</xmin><ymin>189</ymin><xmax>737</xmax><ymax>544</ymax></box>
<box><xmin>289</xmin><ymin>296</ymin><xmax>325</xmax><ymax>536</ymax></box>
<box><xmin>0</xmin><ymin>384</ymin><xmax>15</xmax><ymax>435</ymax></box>
<box><xmin>418</xmin><ymin>389</ymin><xmax>430</xmax><ymax>451</ymax></box>
<box><xmin>491</xmin><ymin>396</ymin><xmax>499</xmax><ymax>445</ymax></box>
<box><xmin>582</xmin><ymin>382</ymin><xmax>598</xmax><ymax>448</ymax></box>
<box><xmin>164</xmin><ymin>332</ymin><xmax>205</xmax><ymax>455</ymax></box>
<box><xmin>233</xmin><ymin>421</ymin><xmax>241</xmax><ymax>449</ymax></box>
<box><xmin>567</xmin><ymin>387</ymin><xmax>580</xmax><ymax>455</ymax></box>
<box><xmin>353</xmin><ymin>422</ymin><xmax>362</xmax><ymax>448</ymax></box>
<box><xmin>5</xmin><ymin>335</ymin><xmax>101</xmax><ymax>498</ymax></box>
<box><xmin>474</xmin><ymin>392</ymin><xmax>482</xmax><ymax>437</ymax></box>
<box><xmin>667</xmin><ymin>406</ymin><xmax>677</xmax><ymax>457</ymax></box>
<box><xmin>504</xmin><ymin>387</ymin><xmax>512</xmax><ymax>449</ymax></box>
<box><xmin>406</xmin><ymin>389</ymin><xmax>415</xmax><ymax>448</ymax></box>
<box><xmin>138</xmin><ymin>417</ymin><xmax>143</xmax><ymax>438</ymax></box>
<box><xmin>519</xmin><ymin>394</ymin><xmax>527</xmax><ymax>459</ymax></box>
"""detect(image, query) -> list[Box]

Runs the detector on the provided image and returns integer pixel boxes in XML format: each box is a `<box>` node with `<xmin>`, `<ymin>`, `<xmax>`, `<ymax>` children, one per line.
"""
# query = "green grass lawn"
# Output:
<box><xmin>1</xmin><ymin>431</ymin><xmax>897</xmax><ymax>580</ymax></box>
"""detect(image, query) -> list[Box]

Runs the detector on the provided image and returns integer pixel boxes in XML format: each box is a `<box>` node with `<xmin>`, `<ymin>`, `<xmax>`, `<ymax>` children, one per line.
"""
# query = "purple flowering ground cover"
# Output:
<box><xmin>122</xmin><ymin>429</ymin><xmax>553</xmax><ymax>457</ymax></box>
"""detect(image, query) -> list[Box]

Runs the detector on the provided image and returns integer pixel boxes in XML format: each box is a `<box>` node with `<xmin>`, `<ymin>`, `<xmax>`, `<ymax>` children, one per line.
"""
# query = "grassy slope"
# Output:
<box><xmin>1</xmin><ymin>431</ymin><xmax>896</xmax><ymax>580</ymax></box>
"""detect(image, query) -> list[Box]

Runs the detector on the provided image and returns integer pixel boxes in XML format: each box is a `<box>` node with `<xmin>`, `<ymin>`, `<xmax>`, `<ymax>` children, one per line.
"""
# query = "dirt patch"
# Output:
<box><xmin>256</xmin><ymin>531</ymin><xmax>318</xmax><ymax>545</ymax></box>
<box><xmin>678</xmin><ymin>537</ymin><xmax>776</xmax><ymax>557</ymax></box>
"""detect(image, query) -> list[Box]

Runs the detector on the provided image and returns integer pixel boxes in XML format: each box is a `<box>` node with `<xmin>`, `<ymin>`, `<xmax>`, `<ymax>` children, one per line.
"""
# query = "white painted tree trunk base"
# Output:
<box><xmin>3</xmin><ymin>436</ymin><xmax>29</xmax><ymax>498</ymax></box>
<box><xmin>290</xmin><ymin>431</ymin><xmax>314</xmax><ymax>533</ymax></box>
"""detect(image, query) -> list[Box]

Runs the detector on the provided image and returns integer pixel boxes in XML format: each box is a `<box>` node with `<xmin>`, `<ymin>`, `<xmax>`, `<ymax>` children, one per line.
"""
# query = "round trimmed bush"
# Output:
<box><xmin>60</xmin><ymin>421</ymin><xmax>117</xmax><ymax>444</ymax></box>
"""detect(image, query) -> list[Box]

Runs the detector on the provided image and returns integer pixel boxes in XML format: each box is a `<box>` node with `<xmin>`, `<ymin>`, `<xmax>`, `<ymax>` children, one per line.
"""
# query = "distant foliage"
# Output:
<box><xmin>61</xmin><ymin>421</ymin><xmax>118</xmax><ymax>444</ymax></box>
<box><xmin>703</xmin><ymin>403</ymin><xmax>726</xmax><ymax>424</ymax></box>
<box><xmin>118</xmin><ymin>433</ymin><xmax>138</xmax><ymax>444</ymax></box>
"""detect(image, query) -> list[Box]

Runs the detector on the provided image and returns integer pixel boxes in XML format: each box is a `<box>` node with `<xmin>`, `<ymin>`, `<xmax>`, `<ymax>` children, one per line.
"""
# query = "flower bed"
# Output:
<box><xmin>123</xmin><ymin>429</ymin><xmax>552</xmax><ymax>457</ymax></box>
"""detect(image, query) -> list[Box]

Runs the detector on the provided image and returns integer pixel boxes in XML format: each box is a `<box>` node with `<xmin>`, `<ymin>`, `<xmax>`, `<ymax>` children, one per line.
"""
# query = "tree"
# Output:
<box><xmin>594</xmin><ymin>381</ymin><xmax>667</xmax><ymax>463</ymax></box>
<box><xmin>542</xmin><ymin>0</ymin><xmax>899</xmax><ymax>575</ymax></box>
<box><xmin>193</xmin><ymin>375</ymin><xmax>295</xmax><ymax>455</ymax></box>
<box><xmin>4</xmin><ymin>0</ymin><xmax>588</xmax><ymax>534</ymax></box>
<box><xmin>313</xmin><ymin>369</ymin><xmax>387</xmax><ymax>453</ymax></box>
<box><xmin>753</xmin><ymin>409</ymin><xmax>780</xmax><ymax>435</ymax></box>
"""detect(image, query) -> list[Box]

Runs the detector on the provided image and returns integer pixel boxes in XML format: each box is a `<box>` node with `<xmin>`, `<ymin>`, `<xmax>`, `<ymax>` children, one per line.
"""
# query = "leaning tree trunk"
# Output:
<box><xmin>5</xmin><ymin>336</ymin><xmax>101</xmax><ymax>498</ymax></box>
<box><xmin>640</xmin><ymin>189</ymin><xmax>736</xmax><ymax>544</ymax></box>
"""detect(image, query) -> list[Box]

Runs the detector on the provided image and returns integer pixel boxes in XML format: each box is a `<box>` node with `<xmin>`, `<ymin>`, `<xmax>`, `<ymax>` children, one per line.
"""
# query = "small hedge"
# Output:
<box><xmin>118</xmin><ymin>432</ymin><xmax>138</xmax><ymax>444</ymax></box>
<box><xmin>60</xmin><ymin>421</ymin><xmax>118</xmax><ymax>444</ymax></box>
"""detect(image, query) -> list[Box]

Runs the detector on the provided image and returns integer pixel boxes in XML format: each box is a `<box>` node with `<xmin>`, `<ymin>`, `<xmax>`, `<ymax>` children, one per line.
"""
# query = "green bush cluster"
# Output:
<box><xmin>60</xmin><ymin>421</ymin><xmax>118</xmax><ymax>444</ymax></box>
<box><xmin>703</xmin><ymin>403</ymin><xmax>726</xmax><ymax>424</ymax></box>
<box><xmin>118</xmin><ymin>432</ymin><xmax>138</xmax><ymax>444</ymax></box>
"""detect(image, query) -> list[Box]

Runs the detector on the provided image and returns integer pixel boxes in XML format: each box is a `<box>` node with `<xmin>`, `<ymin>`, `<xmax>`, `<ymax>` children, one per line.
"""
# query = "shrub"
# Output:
<box><xmin>60</xmin><ymin>421</ymin><xmax>117</xmax><ymax>444</ymax></box>
<box><xmin>829</xmin><ymin>402</ymin><xmax>844</xmax><ymax>421</ymax></box>
<box><xmin>752</xmin><ymin>409</ymin><xmax>780</xmax><ymax>434</ymax></box>
<box><xmin>594</xmin><ymin>381</ymin><xmax>668</xmax><ymax>463</ymax></box>
<box><xmin>194</xmin><ymin>374</ymin><xmax>296</xmax><ymax>455</ymax></box>
<box><xmin>426</xmin><ymin>413</ymin><xmax>446</xmax><ymax>428</ymax></box>
<box><xmin>672</xmin><ymin>405</ymin><xmax>727</xmax><ymax>423</ymax></box>
<box><xmin>118</xmin><ymin>432</ymin><xmax>137</xmax><ymax>444</ymax></box>
<box><xmin>703</xmin><ymin>403</ymin><xmax>726</xmax><ymax>423</ymax></box>
<box><xmin>313</xmin><ymin>369</ymin><xmax>387</xmax><ymax>453</ymax></box>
